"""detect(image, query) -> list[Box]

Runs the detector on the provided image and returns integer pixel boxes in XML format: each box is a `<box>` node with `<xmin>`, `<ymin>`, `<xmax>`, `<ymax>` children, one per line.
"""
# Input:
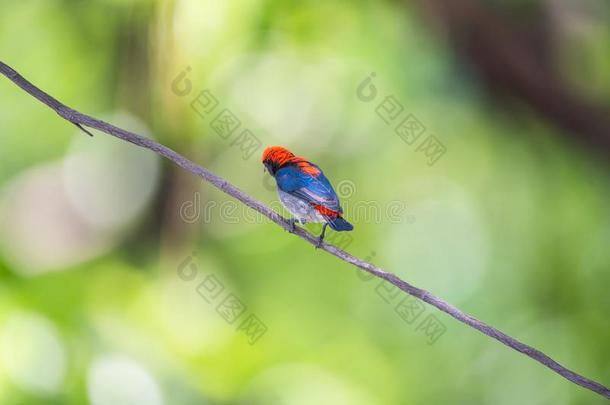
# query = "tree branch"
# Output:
<box><xmin>1</xmin><ymin>61</ymin><xmax>608</xmax><ymax>400</ymax></box>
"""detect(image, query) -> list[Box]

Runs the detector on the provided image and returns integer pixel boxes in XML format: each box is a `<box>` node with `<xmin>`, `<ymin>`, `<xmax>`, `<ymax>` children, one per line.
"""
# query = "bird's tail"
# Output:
<box><xmin>327</xmin><ymin>216</ymin><xmax>354</xmax><ymax>232</ymax></box>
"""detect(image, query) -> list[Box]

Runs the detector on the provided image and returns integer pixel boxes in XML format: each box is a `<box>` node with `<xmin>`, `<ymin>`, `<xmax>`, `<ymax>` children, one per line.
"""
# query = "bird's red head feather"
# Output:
<box><xmin>262</xmin><ymin>146</ymin><xmax>295</xmax><ymax>166</ymax></box>
<box><xmin>262</xmin><ymin>146</ymin><xmax>320</xmax><ymax>176</ymax></box>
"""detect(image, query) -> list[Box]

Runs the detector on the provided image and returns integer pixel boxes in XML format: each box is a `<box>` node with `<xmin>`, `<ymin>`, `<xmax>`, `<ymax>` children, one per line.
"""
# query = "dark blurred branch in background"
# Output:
<box><xmin>1</xmin><ymin>61</ymin><xmax>609</xmax><ymax>400</ymax></box>
<box><xmin>416</xmin><ymin>0</ymin><xmax>610</xmax><ymax>157</ymax></box>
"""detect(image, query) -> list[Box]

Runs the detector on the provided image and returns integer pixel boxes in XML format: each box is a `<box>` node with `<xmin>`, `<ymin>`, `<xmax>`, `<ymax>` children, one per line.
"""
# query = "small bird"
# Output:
<box><xmin>262</xmin><ymin>146</ymin><xmax>353</xmax><ymax>247</ymax></box>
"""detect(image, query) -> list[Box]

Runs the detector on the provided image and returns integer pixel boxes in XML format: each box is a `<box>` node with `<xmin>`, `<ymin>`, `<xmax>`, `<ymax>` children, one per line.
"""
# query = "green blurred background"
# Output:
<box><xmin>1</xmin><ymin>0</ymin><xmax>609</xmax><ymax>404</ymax></box>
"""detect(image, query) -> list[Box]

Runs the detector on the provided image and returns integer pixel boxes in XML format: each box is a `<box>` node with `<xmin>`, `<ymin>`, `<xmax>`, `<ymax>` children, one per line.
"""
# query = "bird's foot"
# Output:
<box><xmin>315</xmin><ymin>223</ymin><xmax>328</xmax><ymax>249</ymax></box>
<box><xmin>286</xmin><ymin>218</ymin><xmax>298</xmax><ymax>233</ymax></box>
<box><xmin>315</xmin><ymin>235</ymin><xmax>324</xmax><ymax>249</ymax></box>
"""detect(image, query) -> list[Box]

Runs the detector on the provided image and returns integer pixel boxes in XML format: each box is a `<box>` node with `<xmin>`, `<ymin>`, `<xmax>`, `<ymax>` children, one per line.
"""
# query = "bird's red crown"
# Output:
<box><xmin>262</xmin><ymin>146</ymin><xmax>320</xmax><ymax>176</ymax></box>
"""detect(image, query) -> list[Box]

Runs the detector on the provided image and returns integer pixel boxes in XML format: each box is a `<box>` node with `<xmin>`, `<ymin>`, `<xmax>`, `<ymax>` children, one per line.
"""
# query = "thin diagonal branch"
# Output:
<box><xmin>1</xmin><ymin>61</ymin><xmax>608</xmax><ymax>400</ymax></box>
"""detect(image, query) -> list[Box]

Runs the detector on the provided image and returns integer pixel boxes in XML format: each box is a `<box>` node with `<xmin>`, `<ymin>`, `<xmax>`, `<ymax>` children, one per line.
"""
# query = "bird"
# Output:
<box><xmin>262</xmin><ymin>146</ymin><xmax>353</xmax><ymax>247</ymax></box>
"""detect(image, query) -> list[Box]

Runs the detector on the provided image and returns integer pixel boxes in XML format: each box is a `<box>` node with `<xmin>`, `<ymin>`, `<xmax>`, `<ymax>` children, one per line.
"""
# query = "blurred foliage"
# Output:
<box><xmin>0</xmin><ymin>0</ymin><xmax>609</xmax><ymax>404</ymax></box>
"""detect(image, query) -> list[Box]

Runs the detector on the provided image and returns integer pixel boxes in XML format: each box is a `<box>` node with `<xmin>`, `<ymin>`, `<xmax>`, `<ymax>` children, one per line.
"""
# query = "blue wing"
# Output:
<box><xmin>275</xmin><ymin>165</ymin><xmax>342</xmax><ymax>213</ymax></box>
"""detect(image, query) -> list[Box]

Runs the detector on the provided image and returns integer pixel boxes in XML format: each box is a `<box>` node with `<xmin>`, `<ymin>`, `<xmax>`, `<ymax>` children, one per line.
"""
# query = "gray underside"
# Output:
<box><xmin>278</xmin><ymin>190</ymin><xmax>325</xmax><ymax>223</ymax></box>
